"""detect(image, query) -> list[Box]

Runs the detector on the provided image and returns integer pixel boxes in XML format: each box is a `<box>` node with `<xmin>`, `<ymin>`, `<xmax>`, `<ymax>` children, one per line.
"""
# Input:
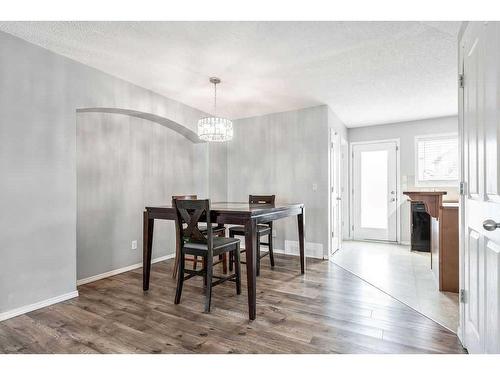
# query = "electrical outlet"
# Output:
<box><xmin>131</xmin><ymin>240</ymin><xmax>138</xmax><ymax>250</ymax></box>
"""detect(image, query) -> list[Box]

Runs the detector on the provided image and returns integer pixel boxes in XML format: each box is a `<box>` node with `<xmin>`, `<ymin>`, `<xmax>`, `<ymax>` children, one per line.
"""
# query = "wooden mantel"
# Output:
<box><xmin>402</xmin><ymin>191</ymin><xmax>447</xmax><ymax>219</ymax></box>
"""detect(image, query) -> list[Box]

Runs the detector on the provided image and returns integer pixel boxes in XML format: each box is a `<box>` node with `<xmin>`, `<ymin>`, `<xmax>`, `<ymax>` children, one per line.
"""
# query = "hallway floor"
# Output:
<box><xmin>332</xmin><ymin>241</ymin><xmax>459</xmax><ymax>332</ymax></box>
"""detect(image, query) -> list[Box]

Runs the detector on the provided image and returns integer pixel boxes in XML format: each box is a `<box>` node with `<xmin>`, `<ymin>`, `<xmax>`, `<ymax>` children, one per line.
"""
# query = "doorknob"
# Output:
<box><xmin>336</xmin><ymin>197</ymin><xmax>342</xmax><ymax>201</ymax></box>
<box><xmin>391</xmin><ymin>191</ymin><xmax>396</xmax><ymax>194</ymax></box>
<box><xmin>390</xmin><ymin>198</ymin><xmax>396</xmax><ymax>202</ymax></box>
<box><xmin>483</xmin><ymin>219</ymin><xmax>500</xmax><ymax>231</ymax></box>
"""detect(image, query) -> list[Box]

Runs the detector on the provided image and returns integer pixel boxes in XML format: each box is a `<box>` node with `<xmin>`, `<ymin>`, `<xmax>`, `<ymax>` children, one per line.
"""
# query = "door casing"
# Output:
<box><xmin>329</xmin><ymin>129</ymin><xmax>344</xmax><ymax>258</ymax></box>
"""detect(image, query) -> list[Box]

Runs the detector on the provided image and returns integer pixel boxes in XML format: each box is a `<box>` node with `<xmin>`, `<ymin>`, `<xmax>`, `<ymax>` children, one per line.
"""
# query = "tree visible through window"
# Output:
<box><xmin>416</xmin><ymin>134</ymin><xmax>458</xmax><ymax>184</ymax></box>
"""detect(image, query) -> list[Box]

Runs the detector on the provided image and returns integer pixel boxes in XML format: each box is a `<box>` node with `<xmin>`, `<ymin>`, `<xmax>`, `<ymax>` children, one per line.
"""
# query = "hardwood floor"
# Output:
<box><xmin>0</xmin><ymin>255</ymin><xmax>466</xmax><ymax>354</ymax></box>
<box><xmin>333</xmin><ymin>241</ymin><xmax>459</xmax><ymax>331</ymax></box>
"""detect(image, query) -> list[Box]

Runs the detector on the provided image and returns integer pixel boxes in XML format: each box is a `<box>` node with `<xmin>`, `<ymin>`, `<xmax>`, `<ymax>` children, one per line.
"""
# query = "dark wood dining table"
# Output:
<box><xmin>142</xmin><ymin>202</ymin><xmax>305</xmax><ymax>320</ymax></box>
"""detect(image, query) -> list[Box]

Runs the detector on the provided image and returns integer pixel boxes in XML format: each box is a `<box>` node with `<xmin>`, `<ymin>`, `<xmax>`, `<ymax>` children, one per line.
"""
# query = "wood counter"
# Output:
<box><xmin>403</xmin><ymin>191</ymin><xmax>447</xmax><ymax>219</ymax></box>
<box><xmin>432</xmin><ymin>204</ymin><xmax>459</xmax><ymax>292</ymax></box>
<box><xmin>403</xmin><ymin>191</ymin><xmax>458</xmax><ymax>293</ymax></box>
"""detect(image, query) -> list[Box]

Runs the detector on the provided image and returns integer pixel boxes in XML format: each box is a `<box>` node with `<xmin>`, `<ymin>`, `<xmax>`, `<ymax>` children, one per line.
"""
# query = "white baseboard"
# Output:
<box><xmin>284</xmin><ymin>240</ymin><xmax>324</xmax><ymax>259</ymax></box>
<box><xmin>273</xmin><ymin>248</ymin><xmax>324</xmax><ymax>260</ymax></box>
<box><xmin>0</xmin><ymin>254</ymin><xmax>175</xmax><ymax>323</ymax></box>
<box><xmin>77</xmin><ymin>253</ymin><xmax>174</xmax><ymax>286</ymax></box>
<box><xmin>0</xmin><ymin>290</ymin><xmax>79</xmax><ymax>322</ymax></box>
<box><xmin>239</xmin><ymin>247</ymin><xmax>324</xmax><ymax>260</ymax></box>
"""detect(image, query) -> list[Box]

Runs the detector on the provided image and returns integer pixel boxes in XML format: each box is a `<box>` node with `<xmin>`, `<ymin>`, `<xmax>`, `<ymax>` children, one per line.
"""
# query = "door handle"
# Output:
<box><xmin>390</xmin><ymin>198</ymin><xmax>396</xmax><ymax>202</ymax></box>
<box><xmin>336</xmin><ymin>197</ymin><xmax>342</xmax><ymax>201</ymax></box>
<box><xmin>391</xmin><ymin>191</ymin><xmax>396</xmax><ymax>194</ymax></box>
<box><xmin>483</xmin><ymin>219</ymin><xmax>500</xmax><ymax>231</ymax></box>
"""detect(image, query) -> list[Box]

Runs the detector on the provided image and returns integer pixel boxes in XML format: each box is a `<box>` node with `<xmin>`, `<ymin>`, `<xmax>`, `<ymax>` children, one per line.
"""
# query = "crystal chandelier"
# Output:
<box><xmin>197</xmin><ymin>77</ymin><xmax>233</xmax><ymax>142</ymax></box>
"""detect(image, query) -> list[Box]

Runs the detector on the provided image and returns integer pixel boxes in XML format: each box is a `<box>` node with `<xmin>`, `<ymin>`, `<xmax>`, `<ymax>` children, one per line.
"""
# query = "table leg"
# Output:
<box><xmin>143</xmin><ymin>211</ymin><xmax>154</xmax><ymax>290</ymax></box>
<box><xmin>298</xmin><ymin>208</ymin><xmax>305</xmax><ymax>274</ymax></box>
<box><xmin>245</xmin><ymin>219</ymin><xmax>257</xmax><ymax>320</ymax></box>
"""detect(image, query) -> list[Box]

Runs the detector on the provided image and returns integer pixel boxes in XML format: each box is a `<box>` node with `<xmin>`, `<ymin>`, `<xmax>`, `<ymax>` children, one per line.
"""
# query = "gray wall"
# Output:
<box><xmin>227</xmin><ymin>105</ymin><xmax>347</xmax><ymax>257</ymax></box>
<box><xmin>348</xmin><ymin>115</ymin><xmax>458</xmax><ymax>243</ymax></box>
<box><xmin>208</xmin><ymin>142</ymin><xmax>228</xmax><ymax>202</ymax></box>
<box><xmin>0</xmin><ymin>31</ymin><xmax>214</xmax><ymax>315</ymax></box>
<box><xmin>77</xmin><ymin>113</ymin><xmax>209</xmax><ymax>280</ymax></box>
<box><xmin>1</xmin><ymin>31</ymin><xmax>77</xmax><ymax>313</ymax></box>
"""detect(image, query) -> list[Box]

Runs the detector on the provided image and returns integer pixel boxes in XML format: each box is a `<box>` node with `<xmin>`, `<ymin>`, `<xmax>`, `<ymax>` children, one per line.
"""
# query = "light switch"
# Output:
<box><xmin>312</xmin><ymin>183</ymin><xmax>318</xmax><ymax>191</ymax></box>
<box><xmin>131</xmin><ymin>240</ymin><xmax>138</xmax><ymax>250</ymax></box>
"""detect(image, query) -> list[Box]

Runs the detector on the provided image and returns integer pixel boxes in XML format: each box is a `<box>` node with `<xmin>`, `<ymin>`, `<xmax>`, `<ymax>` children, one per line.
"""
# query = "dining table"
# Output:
<box><xmin>142</xmin><ymin>201</ymin><xmax>305</xmax><ymax>320</ymax></box>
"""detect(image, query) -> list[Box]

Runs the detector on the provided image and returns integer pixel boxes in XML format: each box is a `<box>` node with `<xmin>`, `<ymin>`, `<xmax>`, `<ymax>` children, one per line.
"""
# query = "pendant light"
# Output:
<box><xmin>197</xmin><ymin>77</ymin><xmax>233</xmax><ymax>142</ymax></box>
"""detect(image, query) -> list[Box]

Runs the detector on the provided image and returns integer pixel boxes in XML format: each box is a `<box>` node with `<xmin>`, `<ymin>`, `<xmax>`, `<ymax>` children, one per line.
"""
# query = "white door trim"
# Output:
<box><xmin>349</xmin><ymin>138</ymin><xmax>401</xmax><ymax>243</ymax></box>
<box><xmin>458</xmin><ymin>25</ymin><xmax>466</xmax><ymax>346</ymax></box>
<box><xmin>328</xmin><ymin>128</ymin><xmax>335</xmax><ymax>257</ymax></box>
<box><xmin>328</xmin><ymin>128</ymin><xmax>342</xmax><ymax>258</ymax></box>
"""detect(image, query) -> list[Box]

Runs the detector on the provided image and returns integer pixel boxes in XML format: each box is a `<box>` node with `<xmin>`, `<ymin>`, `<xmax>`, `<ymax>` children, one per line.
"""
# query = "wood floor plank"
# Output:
<box><xmin>0</xmin><ymin>255</ymin><xmax>466</xmax><ymax>354</ymax></box>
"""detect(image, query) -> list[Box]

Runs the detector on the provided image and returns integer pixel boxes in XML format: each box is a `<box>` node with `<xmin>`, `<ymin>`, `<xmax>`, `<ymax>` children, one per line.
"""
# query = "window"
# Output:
<box><xmin>415</xmin><ymin>134</ymin><xmax>458</xmax><ymax>186</ymax></box>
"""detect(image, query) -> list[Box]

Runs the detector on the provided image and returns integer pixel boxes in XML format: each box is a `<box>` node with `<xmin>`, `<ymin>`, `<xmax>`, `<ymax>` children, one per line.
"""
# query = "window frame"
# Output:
<box><xmin>414</xmin><ymin>133</ymin><xmax>459</xmax><ymax>187</ymax></box>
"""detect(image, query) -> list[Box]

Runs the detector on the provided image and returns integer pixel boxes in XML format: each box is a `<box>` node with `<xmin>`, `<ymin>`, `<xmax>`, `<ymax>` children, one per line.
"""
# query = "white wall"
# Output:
<box><xmin>348</xmin><ymin>115</ymin><xmax>458</xmax><ymax>243</ymax></box>
<box><xmin>227</xmin><ymin>105</ymin><xmax>347</xmax><ymax>258</ymax></box>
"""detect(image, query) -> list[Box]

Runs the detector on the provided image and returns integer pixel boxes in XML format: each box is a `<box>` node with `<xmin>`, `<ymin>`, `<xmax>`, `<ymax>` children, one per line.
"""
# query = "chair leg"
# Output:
<box><xmin>174</xmin><ymin>249</ymin><xmax>185</xmax><ymax>304</ymax></box>
<box><xmin>204</xmin><ymin>254</ymin><xmax>213</xmax><ymax>313</ymax></box>
<box><xmin>219</xmin><ymin>253</ymin><xmax>228</xmax><ymax>274</ymax></box>
<box><xmin>269</xmin><ymin>230</ymin><xmax>275</xmax><ymax>267</ymax></box>
<box><xmin>256</xmin><ymin>237</ymin><xmax>261</xmax><ymax>277</ymax></box>
<box><xmin>234</xmin><ymin>245</ymin><xmax>241</xmax><ymax>295</ymax></box>
<box><xmin>172</xmin><ymin>223</ymin><xmax>180</xmax><ymax>279</ymax></box>
<box><xmin>228</xmin><ymin>232</ymin><xmax>234</xmax><ymax>272</ymax></box>
<box><xmin>222</xmin><ymin>253</ymin><xmax>228</xmax><ymax>274</ymax></box>
<box><xmin>203</xmin><ymin>259</ymin><xmax>207</xmax><ymax>287</ymax></box>
<box><xmin>193</xmin><ymin>256</ymin><xmax>198</xmax><ymax>270</ymax></box>
<box><xmin>172</xmin><ymin>246</ymin><xmax>180</xmax><ymax>279</ymax></box>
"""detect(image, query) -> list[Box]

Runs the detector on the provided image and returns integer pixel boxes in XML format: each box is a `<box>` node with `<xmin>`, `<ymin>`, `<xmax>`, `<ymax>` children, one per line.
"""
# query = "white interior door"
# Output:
<box><xmin>330</xmin><ymin>131</ymin><xmax>342</xmax><ymax>257</ymax></box>
<box><xmin>352</xmin><ymin>141</ymin><xmax>398</xmax><ymax>242</ymax></box>
<box><xmin>460</xmin><ymin>22</ymin><xmax>500</xmax><ymax>354</ymax></box>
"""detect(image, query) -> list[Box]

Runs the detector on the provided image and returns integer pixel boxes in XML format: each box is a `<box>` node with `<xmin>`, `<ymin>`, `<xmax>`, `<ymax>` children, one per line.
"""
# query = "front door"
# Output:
<box><xmin>460</xmin><ymin>22</ymin><xmax>500</xmax><ymax>354</ymax></box>
<box><xmin>352</xmin><ymin>141</ymin><xmax>398</xmax><ymax>242</ymax></box>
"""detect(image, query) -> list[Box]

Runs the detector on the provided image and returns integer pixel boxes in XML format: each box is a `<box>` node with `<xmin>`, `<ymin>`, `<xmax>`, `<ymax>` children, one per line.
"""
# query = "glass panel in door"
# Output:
<box><xmin>360</xmin><ymin>150</ymin><xmax>388</xmax><ymax>229</ymax></box>
<box><xmin>353</xmin><ymin>141</ymin><xmax>398</xmax><ymax>242</ymax></box>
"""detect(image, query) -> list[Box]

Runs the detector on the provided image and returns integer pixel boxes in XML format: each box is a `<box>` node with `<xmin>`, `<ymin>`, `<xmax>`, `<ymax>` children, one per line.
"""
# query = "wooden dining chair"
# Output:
<box><xmin>228</xmin><ymin>195</ymin><xmax>275</xmax><ymax>276</ymax></box>
<box><xmin>173</xmin><ymin>198</ymin><xmax>241</xmax><ymax>312</ymax></box>
<box><xmin>172</xmin><ymin>195</ymin><xmax>227</xmax><ymax>279</ymax></box>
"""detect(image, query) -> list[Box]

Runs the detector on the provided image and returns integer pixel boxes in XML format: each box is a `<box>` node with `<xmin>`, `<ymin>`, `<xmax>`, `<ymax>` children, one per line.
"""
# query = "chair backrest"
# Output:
<box><xmin>172</xmin><ymin>194</ymin><xmax>197</xmax><ymax>202</ymax></box>
<box><xmin>249</xmin><ymin>195</ymin><xmax>275</xmax><ymax>205</ymax></box>
<box><xmin>172</xmin><ymin>195</ymin><xmax>198</xmax><ymax>240</ymax></box>
<box><xmin>173</xmin><ymin>199</ymin><xmax>213</xmax><ymax>254</ymax></box>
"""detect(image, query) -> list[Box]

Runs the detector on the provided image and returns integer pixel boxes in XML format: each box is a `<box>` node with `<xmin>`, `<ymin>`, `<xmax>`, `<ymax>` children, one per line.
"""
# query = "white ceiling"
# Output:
<box><xmin>0</xmin><ymin>21</ymin><xmax>461</xmax><ymax>127</ymax></box>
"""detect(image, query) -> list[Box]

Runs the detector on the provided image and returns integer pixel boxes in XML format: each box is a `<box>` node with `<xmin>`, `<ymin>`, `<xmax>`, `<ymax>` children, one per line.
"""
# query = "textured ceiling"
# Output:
<box><xmin>0</xmin><ymin>21</ymin><xmax>460</xmax><ymax>127</ymax></box>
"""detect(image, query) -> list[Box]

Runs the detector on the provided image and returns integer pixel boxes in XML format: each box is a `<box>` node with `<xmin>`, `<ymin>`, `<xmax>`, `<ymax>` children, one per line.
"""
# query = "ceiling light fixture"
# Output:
<box><xmin>197</xmin><ymin>77</ymin><xmax>233</xmax><ymax>142</ymax></box>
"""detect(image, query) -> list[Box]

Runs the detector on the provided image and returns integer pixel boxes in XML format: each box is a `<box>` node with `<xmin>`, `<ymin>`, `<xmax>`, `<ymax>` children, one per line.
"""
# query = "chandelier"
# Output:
<box><xmin>197</xmin><ymin>77</ymin><xmax>233</xmax><ymax>142</ymax></box>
